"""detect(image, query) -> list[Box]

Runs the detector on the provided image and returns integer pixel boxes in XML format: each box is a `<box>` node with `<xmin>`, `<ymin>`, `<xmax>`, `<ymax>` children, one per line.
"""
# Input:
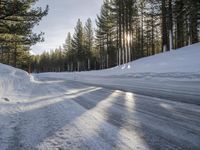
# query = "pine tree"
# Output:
<box><xmin>96</xmin><ymin>0</ymin><xmax>115</xmax><ymax>68</ymax></box>
<box><xmin>72</xmin><ymin>19</ymin><xmax>85</xmax><ymax>71</ymax></box>
<box><xmin>84</xmin><ymin>18</ymin><xmax>94</xmax><ymax>70</ymax></box>
<box><xmin>0</xmin><ymin>0</ymin><xmax>48</xmax><ymax>68</ymax></box>
<box><xmin>63</xmin><ymin>32</ymin><xmax>73</xmax><ymax>71</ymax></box>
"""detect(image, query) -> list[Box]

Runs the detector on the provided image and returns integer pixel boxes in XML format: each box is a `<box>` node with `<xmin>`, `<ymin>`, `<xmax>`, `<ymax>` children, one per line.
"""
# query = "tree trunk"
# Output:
<box><xmin>169</xmin><ymin>0</ymin><xmax>173</xmax><ymax>50</ymax></box>
<box><xmin>162</xmin><ymin>0</ymin><xmax>168</xmax><ymax>52</ymax></box>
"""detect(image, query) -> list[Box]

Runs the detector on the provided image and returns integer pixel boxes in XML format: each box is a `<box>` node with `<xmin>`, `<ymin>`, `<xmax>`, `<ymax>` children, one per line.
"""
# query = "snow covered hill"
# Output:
<box><xmin>102</xmin><ymin>43</ymin><xmax>200</xmax><ymax>75</ymax></box>
<box><xmin>82</xmin><ymin>43</ymin><xmax>200</xmax><ymax>76</ymax></box>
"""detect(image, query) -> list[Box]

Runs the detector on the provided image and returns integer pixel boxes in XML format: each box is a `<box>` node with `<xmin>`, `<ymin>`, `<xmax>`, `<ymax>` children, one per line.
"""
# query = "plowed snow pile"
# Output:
<box><xmin>0</xmin><ymin>63</ymin><xmax>31</xmax><ymax>99</ymax></box>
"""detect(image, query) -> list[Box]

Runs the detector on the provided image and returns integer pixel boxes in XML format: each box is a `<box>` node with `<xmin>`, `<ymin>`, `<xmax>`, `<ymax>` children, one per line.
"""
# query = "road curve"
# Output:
<box><xmin>0</xmin><ymin>77</ymin><xmax>200</xmax><ymax>150</ymax></box>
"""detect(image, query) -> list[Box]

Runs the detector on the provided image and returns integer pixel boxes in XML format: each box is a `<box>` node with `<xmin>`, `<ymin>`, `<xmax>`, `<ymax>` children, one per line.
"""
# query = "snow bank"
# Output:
<box><xmin>0</xmin><ymin>63</ymin><xmax>31</xmax><ymax>98</ymax></box>
<box><xmin>85</xmin><ymin>43</ymin><xmax>200</xmax><ymax>76</ymax></box>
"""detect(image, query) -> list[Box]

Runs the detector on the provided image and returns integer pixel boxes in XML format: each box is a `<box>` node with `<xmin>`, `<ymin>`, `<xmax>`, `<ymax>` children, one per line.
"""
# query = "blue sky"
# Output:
<box><xmin>31</xmin><ymin>0</ymin><xmax>103</xmax><ymax>55</ymax></box>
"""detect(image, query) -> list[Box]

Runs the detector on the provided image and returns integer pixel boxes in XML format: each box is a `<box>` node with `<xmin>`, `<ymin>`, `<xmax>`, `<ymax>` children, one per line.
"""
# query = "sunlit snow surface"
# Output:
<box><xmin>0</xmin><ymin>43</ymin><xmax>200</xmax><ymax>150</ymax></box>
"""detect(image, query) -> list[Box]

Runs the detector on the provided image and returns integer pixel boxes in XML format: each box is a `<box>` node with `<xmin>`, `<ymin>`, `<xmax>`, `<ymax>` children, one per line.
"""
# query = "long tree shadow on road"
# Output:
<box><xmin>0</xmin><ymin>83</ymin><xmax>113</xmax><ymax>150</ymax></box>
<box><xmin>101</xmin><ymin>91</ymin><xmax>200</xmax><ymax>150</ymax></box>
<box><xmin>75</xmin><ymin>88</ymin><xmax>200</xmax><ymax>150</ymax></box>
<box><xmin>1</xmin><ymin>80</ymin><xmax>200</xmax><ymax>150</ymax></box>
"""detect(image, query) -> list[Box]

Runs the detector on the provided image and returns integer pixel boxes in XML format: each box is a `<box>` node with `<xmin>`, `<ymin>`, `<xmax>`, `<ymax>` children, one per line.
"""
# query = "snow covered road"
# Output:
<box><xmin>1</xmin><ymin>76</ymin><xmax>200</xmax><ymax>150</ymax></box>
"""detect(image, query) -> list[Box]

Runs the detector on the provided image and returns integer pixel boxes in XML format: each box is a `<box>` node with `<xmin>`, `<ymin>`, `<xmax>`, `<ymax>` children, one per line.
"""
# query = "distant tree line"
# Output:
<box><xmin>0</xmin><ymin>0</ymin><xmax>48</xmax><ymax>70</ymax></box>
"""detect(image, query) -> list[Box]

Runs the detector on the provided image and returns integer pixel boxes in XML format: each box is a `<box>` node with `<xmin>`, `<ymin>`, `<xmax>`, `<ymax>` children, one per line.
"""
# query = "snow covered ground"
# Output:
<box><xmin>0</xmin><ymin>43</ymin><xmax>200</xmax><ymax>150</ymax></box>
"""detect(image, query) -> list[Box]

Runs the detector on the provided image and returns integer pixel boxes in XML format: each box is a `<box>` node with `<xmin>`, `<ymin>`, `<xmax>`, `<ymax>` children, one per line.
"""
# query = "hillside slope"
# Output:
<box><xmin>85</xmin><ymin>43</ymin><xmax>200</xmax><ymax>76</ymax></box>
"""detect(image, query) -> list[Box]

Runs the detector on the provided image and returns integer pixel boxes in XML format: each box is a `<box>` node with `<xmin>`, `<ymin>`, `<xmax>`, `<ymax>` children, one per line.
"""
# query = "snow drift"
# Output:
<box><xmin>0</xmin><ymin>63</ymin><xmax>31</xmax><ymax>98</ymax></box>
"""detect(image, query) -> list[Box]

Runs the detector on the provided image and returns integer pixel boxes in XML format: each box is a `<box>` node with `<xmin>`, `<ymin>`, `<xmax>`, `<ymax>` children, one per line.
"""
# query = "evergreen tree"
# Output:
<box><xmin>96</xmin><ymin>0</ymin><xmax>117</xmax><ymax>68</ymax></box>
<box><xmin>0</xmin><ymin>0</ymin><xmax>48</xmax><ymax>69</ymax></box>
<box><xmin>63</xmin><ymin>32</ymin><xmax>73</xmax><ymax>71</ymax></box>
<box><xmin>63</xmin><ymin>32</ymin><xmax>72</xmax><ymax>53</ymax></box>
<box><xmin>84</xmin><ymin>18</ymin><xmax>94</xmax><ymax>70</ymax></box>
<box><xmin>72</xmin><ymin>19</ymin><xmax>85</xmax><ymax>71</ymax></box>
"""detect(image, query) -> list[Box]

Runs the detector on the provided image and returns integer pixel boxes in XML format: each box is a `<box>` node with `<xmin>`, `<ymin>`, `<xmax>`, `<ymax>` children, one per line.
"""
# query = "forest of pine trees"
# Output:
<box><xmin>1</xmin><ymin>0</ymin><xmax>199</xmax><ymax>72</ymax></box>
<box><xmin>0</xmin><ymin>0</ymin><xmax>48</xmax><ymax>71</ymax></box>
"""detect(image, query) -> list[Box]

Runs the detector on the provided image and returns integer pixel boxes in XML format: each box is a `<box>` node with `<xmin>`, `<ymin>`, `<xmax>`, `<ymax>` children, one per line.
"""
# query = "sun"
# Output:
<box><xmin>126</xmin><ymin>34</ymin><xmax>131</xmax><ymax>43</ymax></box>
